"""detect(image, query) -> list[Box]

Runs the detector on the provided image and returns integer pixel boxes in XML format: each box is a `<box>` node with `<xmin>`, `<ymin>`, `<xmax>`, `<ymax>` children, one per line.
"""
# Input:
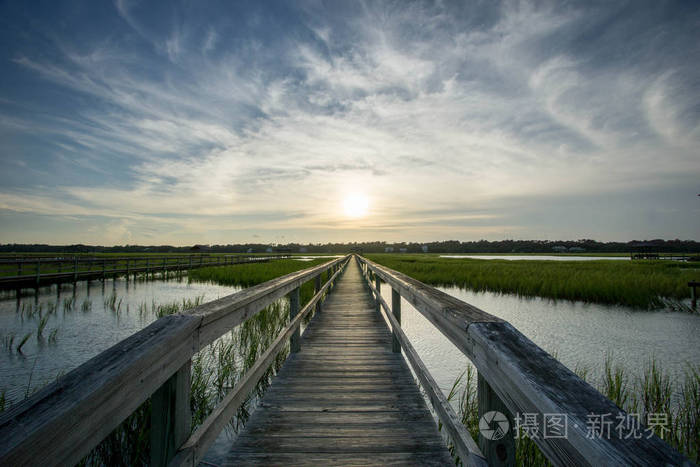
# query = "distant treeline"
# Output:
<box><xmin>1</xmin><ymin>239</ymin><xmax>699</xmax><ymax>254</ymax></box>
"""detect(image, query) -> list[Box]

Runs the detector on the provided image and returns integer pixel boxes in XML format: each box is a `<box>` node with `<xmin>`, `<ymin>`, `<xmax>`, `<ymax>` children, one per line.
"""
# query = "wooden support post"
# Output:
<box><xmin>289</xmin><ymin>287</ymin><xmax>301</xmax><ymax>353</ymax></box>
<box><xmin>102</xmin><ymin>260</ymin><xmax>106</xmax><ymax>281</ymax></box>
<box><xmin>126</xmin><ymin>259</ymin><xmax>130</xmax><ymax>281</ymax></box>
<box><xmin>315</xmin><ymin>274</ymin><xmax>322</xmax><ymax>314</ymax></box>
<box><xmin>146</xmin><ymin>258</ymin><xmax>150</xmax><ymax>278</ymax></box>
<box><xmin>151</xmin><ymin>361</ymin><xmax>191</xmax><ymax>467</ymax></box>
<box><xmin>478</xmin><ymin>373</ymin><xmax>515</xmax><ymax>466</ymax></box>
<box><xmin>391</xmin><ymin>287</ymin><xmax>401</xmax><ymax>353</ymax></box>
<box><xmin>189</xmin><ymin>255</ymin><xmax>192</xmax><ymax>270</ymax></box>
<box><xmin>36</xmin><ymin>260</ymin><xmax>41</xmax><ymax>286</ymax></box>
<box><xmin>57</xmin><ymin>261</ymin><xmax>62</xmax><ymax>273</ymax></box>
<box><xmin>73</xmin><ymin>257</ymin><xmax>78</xmax><ymax>282</ymax></box>
<box><xmin>375</xmin><ymin>276</ymin><xmax>381</xmax><ymax>314</ymax></box>
<box><xmin>18</xmin><ymin>262</ymin><xmax>22</xmax><ymax>276</ymax></box>
<box><xmin>690</xmin><ymin>282</ymin><xmax>697</xmax><ymax>309</ymax></box>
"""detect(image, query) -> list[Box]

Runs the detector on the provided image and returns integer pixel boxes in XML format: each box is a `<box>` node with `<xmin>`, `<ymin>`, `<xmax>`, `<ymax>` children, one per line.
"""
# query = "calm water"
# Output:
<box><xmin>380</xmin><ymin>285</ymin><xmax>700</xmax><ymax>396</ymax></box>
<box><xmin>440</xmin><ymin>255</ymin><xmax>629</xmax><ymax>261</ymax></box>
<box><xmin>2</xmin><ymin>273</ymin><xmax>698</xmax><ymax>411</ymax></box>
<box><xmin>0</xmin><ymin>277</ymin><xmax>239</xmax><ymax>405</ymax></box>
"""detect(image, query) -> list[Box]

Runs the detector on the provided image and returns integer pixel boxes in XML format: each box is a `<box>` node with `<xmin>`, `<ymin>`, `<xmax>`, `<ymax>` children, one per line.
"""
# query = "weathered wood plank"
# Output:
<box><xmin>477</xmin><ymin>372</ymin><xmax>515</xmax><ymax>466</ymax></box>
<box><xmin>171</xmin><ymin>259</ymin><xmax>348</xmax><ymax>467</ymax></box>
<box><xmin>231</xmin><ymin>435</ymin><xmax>449</xmax><ymax>452</ymax></box>
<box><xmin>151</xmin><ymin>361</ymin><xmax>192</xmax><ymax>466</ymax></box>
<box><xmin>364</xmin><ymin>267</ymin><xmax>486</xmax><ymax>467</ymax></box>
<box><xmin>222</xmin><ymin>451</ymin><xmax>453</xmax><ymax>466</ymax></box>
<box><xmin>221</xmin><ymin>258</ymin><xmax>453</xmax><ymax>466</ymax></box>
<box><xmin>358</xmin><ymin>255</ymin><xmax>691</xmax><ymax>466</ymax></box>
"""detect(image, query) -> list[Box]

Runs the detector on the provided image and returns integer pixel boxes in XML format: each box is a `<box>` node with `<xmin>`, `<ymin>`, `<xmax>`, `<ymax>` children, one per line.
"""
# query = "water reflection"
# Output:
<box><xmin>0</xmin><ymin>277</ymin><xmax>239</xmax><ymax>405</ymax></box>
<box><xmin>379</xmin><ymin>284</ymin><xmax>700</xmax><ymax>395</ymax></box>
<box><xmin>440</xmin><ymin>255</ymin><xmax>629</xmax><ymax>261</ymax></box>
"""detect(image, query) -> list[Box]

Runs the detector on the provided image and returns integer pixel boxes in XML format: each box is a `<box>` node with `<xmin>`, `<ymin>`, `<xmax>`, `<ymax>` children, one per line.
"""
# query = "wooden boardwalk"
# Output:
<box><xmin>1</xmin><ymin>255</ymin><xmax>689</xmax><ymax>466</ymax></box>
<box><xmin>223</xmin><ymin>258</ymin><xmax>453</xmax><ymax>466</ymax></box>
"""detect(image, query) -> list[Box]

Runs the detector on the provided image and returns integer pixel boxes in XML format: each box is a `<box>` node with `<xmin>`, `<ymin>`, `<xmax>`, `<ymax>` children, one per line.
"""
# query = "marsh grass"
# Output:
<box><xmin>36</xmin><ymin>315</ymin><xmax>48</xmax><ymax>339</ymax></box>
<box><xmin>4</xmin><ymin>259</ymin><xmax>335</xmax><ymax>463</ymax></box>
<box><xmin>81</xmin><ymin>300</ymin><xmax>291</xmax><ymax>466</ymax></box>
<box><xmin>16</xmin><ymin>332</ymin><xmax>31</xmax><ymax>353</ymax></box>
<box><xmin>446</xmin><ymin>358</ymin><xmax>699</xmax><ymax>465</ymax></box>
<box><xmin>3</xmin><ymin>333</ymin><xmax>15</xmax><ymax>352</ymax></box>
<box><xmin>188</xmin><ymin>258</ymin><xmax>329</xmax><ymax>288</ymax></box>
<box><xmin>367</xmin><ymin>254</ymin><xmax>697</xmax><ymax>309</ymax></box>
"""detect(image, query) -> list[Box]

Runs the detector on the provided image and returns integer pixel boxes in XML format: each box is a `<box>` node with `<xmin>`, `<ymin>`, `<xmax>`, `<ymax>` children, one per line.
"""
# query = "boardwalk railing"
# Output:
<box><xmin>0</xmin><ymin>254</ymin><xmax>284</xmax><ymax>289</ymax></box>
<box><xmin>0</xmin><ymin>255</ymin><xmax>350</xmax><ymax>466</ymax></box>
<box><xmin>356</xmin><ymin>255</ymin><xmax>690</xmax><ymax>467</ymax></box>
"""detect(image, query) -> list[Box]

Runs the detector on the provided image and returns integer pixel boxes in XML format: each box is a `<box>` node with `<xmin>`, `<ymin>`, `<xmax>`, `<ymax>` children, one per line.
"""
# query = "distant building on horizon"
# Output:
<box><xmin>385</xmin><ymin>247</ymin><xmax>394</xmax><ymax>253</ymax></box>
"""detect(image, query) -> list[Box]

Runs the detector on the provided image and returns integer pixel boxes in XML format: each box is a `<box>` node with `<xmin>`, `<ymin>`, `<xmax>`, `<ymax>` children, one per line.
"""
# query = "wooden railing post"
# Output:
<box><xmin>374</xmin><ymin>275</ymin><xmax>381</xmax><ymax>314</ymax></box>
<box><xmin>289</xmin><ymin>287</ymin><xmax>301</xmax><ymax>352</ymax></box>
<box><xmin>477</xmin><ymin>373</ymin><xmax>515</xmax><ymax>466</ymax></box>
<box><xmin>151</xmin><ymin>361</ymin><xmax>191</xmax><ymax>467</ymax></box>
<box><xmin>74</xmin><ymin>257</ymin><xmax>78</xmax><ymax>282</ymax></box>
<box><xmin>391</xmin><ymin>287</ymin><xmax>401</xmax><ymax>353</ymax></box>
<box><xmin>36</xmin><ymin>260</ymin><xmax>41</xmax><ymax>286</ymax></box>
<box><xmin>315</xmin><ymin>274</ymin><xmax>322</xmax><ymax>314</ymax></box>
<box><xmin>126</xmin><ymin>259</ymin><xmax>130</xmax><ymax>281</ymax></box>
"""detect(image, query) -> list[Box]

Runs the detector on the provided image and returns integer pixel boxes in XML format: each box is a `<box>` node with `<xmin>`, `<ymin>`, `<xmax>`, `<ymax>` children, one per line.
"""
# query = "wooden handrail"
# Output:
<box><xmin>0</xmin><ymin>255</ymin><xmax>292</xmax><ymax>289</ymax></box>
<box><xmin>0</xmin><ymin>255</ymin><xmax>349</xmax><ymax>466</ymax></box>
<box><xmin>361</xmin><ymin>263</ymin><xmax>487</xmax><ymax>467</ymax></box>
<box><xmin>170</xmin><ymin>260</ymin><xmax>348</xmax><ymax>466</ymax></box>
<box><xmin>356</xmin><ymin>255</ymin><xmax>689</xmax><ymax>466</ymax></box>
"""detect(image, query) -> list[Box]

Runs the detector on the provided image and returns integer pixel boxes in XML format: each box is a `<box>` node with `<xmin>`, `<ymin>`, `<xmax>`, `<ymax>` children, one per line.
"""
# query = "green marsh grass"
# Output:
<box><xmin>446</xmin><ymin>358</ymin><xmax>699</xmax><ymax>465</ymax></box>
<box><xmin>81</xmin><ymin>258</ymin><xmax>332</xmax><ymax>465</ymax></box>
<box><xmin>16</xmin><ymin>332</ymin><xmax>31</xmax><ymax>353</ymax></box>
<box><xmin>3</xmin><ymin>333</ymin><xmax>15</xmax><ymax>352</ymax></box>
<box><xmin>36</xmin><ymin>315</ymin><xmax>48</xmax><ymax>339</ymax></box>
<box><xmin>188</xmin><ymin>258</ymin><xmax>329</xmax><ymax>288</ymax></box>
<box><xmin>367</xmin><ymin>254</ymin><xmax>697</xmax><ymax>309</ymax></box>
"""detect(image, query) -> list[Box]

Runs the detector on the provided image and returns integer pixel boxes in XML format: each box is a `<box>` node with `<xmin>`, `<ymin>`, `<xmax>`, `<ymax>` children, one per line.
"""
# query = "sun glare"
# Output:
<box><xmin>343</xmin><ymin>193</ymin><xmax>369</xmax><ymax>218</ymax></box>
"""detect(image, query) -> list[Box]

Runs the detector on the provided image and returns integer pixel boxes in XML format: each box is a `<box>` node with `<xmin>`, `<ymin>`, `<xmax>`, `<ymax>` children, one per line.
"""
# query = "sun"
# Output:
<box><xmin>343</xmin><ymin>193</ymin><xmax>369</xmax><ymax>218</ymax></box>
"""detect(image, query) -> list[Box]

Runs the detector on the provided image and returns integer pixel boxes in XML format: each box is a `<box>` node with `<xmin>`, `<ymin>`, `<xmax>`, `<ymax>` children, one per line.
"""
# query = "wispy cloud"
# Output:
<box><xmin>0</xmin><ymin>0</ymin><xmax>698</xmax><ymax>244</ymax></box>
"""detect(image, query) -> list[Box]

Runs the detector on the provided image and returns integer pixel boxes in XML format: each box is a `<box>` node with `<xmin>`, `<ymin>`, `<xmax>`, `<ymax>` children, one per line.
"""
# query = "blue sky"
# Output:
<box><xmin>0</xmin><ymin>0</ymin><xmax>698</xmax><ymax>245</ymax></box>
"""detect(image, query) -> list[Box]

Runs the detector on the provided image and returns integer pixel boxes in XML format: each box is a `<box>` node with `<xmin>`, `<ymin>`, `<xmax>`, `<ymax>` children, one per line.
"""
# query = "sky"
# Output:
<box><xmin>0</xmin><ymin>0</ymin><xmax>698</xmax><ymax>245</ymax></box>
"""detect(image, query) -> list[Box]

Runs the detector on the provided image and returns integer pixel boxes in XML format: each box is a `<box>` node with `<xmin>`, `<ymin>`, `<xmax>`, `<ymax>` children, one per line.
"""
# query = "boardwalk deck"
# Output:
<box><xmin>223</xmin><ymin>258</ymin><xmax>453</xmax><ymax>466</ymax></box>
